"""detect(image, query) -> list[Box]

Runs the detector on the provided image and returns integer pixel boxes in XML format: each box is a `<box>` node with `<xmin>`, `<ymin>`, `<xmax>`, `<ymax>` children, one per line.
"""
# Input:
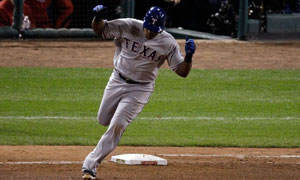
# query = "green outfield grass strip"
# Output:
<box><xmin>0</xmin><ymin>67</ymin><xmax>299</xmax><ymax>147</ymax></box>
<box><xmin>0</xmin><ymin>116</ymin><xmax>299</xmax><ymax>121</ymax></box>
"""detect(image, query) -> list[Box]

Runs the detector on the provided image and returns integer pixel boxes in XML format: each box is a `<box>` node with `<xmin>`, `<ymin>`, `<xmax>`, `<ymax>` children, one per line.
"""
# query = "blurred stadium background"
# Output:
<box><xmin>0</xmin><ymin>0</ymin><xmax>300</xmax><ymax>40</ymax></box>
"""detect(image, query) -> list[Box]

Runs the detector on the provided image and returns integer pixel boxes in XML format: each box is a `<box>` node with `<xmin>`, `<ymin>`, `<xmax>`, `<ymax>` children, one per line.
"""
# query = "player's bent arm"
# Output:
<box><xmin>92</xmin><ymin>18</ymin><xmax>105</xmax><ymax>36</ymax></box>
<box><xmin>175</xmin><ymin>58</ymin><xmax>192</xmax><ymax>78</ymax></box>
<box><xmin>176</xmin><ymin>37</ymin><xmax>196</xmax><ymax>77</ymax></box>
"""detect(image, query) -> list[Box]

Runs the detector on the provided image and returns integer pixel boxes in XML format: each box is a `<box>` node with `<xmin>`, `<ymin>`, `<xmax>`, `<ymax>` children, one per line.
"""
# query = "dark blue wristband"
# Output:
<box><xmin>184</xmin><ymin>54</ymin><xmax>192</xmax><ymax>63</ymax></box>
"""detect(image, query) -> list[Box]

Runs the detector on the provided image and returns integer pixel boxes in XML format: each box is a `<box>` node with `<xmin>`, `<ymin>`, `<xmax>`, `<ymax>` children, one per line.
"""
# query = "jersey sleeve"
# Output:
<box><xmin>102</xmin><ymin>19</ymin><xmax>128</xmax><ymax>39</ymax></box>
<box><xmin>166</xmin><ymin>43</ymin><xmax>184</xmax><ymax>71</ymax></box>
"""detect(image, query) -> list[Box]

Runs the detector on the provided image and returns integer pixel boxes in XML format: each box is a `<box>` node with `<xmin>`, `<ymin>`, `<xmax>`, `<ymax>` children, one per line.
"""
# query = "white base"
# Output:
<box><xmin>111</xmin><ymin>154</ymin><xmax>167</xmax><ymax>166</ymax></box>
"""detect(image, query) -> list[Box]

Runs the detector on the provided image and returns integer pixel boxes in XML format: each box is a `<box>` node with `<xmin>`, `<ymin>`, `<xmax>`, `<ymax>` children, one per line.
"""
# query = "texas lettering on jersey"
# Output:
<box><xmin>122</xmin><ymin>37</ymin><xmax>165</xmax><ymax>61</ymax></box>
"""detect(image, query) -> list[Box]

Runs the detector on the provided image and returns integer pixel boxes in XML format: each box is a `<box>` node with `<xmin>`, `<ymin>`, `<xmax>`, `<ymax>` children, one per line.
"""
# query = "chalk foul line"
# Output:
<box><xmin>158</xmin><ymin>154</ymin><xmax>300</xmax><ymax>159</ymax></box>
<box><xmin>1</xmin><ymin>154</ymin><xmax>300</xmax><ymax>165</ymax></box>
<box><xmin>0</xmin><ymin>161</ymin><xmax>82</xmax><ymax>165</ymax></box>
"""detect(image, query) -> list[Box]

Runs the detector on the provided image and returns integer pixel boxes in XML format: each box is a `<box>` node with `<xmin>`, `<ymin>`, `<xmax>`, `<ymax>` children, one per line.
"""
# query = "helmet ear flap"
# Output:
<box><xmin>143</xmin><ymin>7</ymin><xmax>166</xmax><ymax>33</ymax></box>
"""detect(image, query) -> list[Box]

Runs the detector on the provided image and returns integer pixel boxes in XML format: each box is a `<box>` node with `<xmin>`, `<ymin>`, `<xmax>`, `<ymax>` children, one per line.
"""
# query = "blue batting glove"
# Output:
<box><xmin>93</xmin><ymin>5</ymin><xmax>106</xmax><ymax>21</ymax></box>
<box><xmin>185</xmin><ymin>36</ymin><xmax>196</xmax><ymax>57</ymax></box>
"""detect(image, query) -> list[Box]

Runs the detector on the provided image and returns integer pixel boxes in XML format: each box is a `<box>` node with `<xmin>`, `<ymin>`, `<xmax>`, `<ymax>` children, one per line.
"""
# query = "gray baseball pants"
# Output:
<box><xmin>82</xmin><ymin>72</ymin><xmax>152</xmax><ymax>175</ymax></box>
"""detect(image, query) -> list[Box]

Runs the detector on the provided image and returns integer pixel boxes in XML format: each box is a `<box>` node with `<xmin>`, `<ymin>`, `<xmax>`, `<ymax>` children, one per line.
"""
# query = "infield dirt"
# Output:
<box><xmin>0</xmin><ymin>40</ymin><xmax>300</xmax><ymax>180</ymax></box>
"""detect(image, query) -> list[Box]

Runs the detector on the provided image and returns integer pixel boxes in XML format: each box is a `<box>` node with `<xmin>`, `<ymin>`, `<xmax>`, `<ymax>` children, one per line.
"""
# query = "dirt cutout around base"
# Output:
<box><xmin>1</xmin><ymin>146</ymin><xmax>300</xmax><ymax>180</ymax></box>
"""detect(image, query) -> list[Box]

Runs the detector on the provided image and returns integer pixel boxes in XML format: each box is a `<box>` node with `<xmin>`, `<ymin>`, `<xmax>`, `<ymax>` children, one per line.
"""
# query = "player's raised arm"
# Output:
<box><xmin>175</xmin><ymin>37</ymin><xmax>196</xmax><ymax>78</ymax></box>
<box><xmin>91</xmin><ymin>5</ymin><xmax>106</xmax><ymax>36</ymax></box>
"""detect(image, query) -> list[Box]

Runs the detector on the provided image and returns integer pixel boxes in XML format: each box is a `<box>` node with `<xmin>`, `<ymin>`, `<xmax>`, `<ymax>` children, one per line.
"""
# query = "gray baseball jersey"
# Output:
<box><xmin>82</xmin><ymin>18</ymin><xmax>184</xmax><ymax>176</ymax></box>
<box><xmin>103</xmin><ymin>18</ymin><xmax>184</xmax><ymax>89</ymax></box>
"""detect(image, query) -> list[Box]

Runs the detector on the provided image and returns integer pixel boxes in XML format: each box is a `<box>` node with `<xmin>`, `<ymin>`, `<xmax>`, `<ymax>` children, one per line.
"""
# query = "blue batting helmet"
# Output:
<box><xmin>143</xmin><ymin>7</ymin><xmax>166</xmax><ymax>33</ymax></box>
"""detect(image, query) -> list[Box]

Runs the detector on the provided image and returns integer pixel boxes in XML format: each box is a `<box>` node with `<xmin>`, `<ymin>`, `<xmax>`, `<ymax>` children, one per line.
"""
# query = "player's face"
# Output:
<box><xmin>143</xmin><ymin>28</ymin><xmax>159</xmax><ymax>40</ymax></box>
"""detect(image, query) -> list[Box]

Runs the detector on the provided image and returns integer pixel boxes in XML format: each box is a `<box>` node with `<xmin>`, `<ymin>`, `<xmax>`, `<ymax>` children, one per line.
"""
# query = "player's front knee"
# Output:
<box><xmin>97</xmin><ymin>114</ymin><xmax>110</xmax><ymax>126</ymax></box>
<box><xmin>98</xmin><ymin>118</ymin><xmax>110</xmax><ymax>126</ymax></box>
<box><xmin>99</xmin><ymin>120</ymin><xmax>109</xmax><ymax>126</ymax></box>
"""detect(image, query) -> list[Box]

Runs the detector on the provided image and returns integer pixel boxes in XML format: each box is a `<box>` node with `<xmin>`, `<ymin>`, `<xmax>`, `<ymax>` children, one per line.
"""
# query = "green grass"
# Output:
<box><xmin>0</xmin><ymin>67</ymin><xmax>299</xmax><ymax>147</ymax></box>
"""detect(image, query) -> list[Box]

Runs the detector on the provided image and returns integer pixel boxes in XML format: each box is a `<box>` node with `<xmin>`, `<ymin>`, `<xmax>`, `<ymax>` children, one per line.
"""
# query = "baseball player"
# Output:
<box><xmin>82</xmin><ymin>5</ymin><xmax>196</xmax><ymax>180</ymax></box>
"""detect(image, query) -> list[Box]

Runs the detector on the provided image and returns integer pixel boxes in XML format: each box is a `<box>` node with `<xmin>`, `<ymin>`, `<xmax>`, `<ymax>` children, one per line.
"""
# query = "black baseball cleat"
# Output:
<box><xmin>82</xmin><ymin>170</ymin><xmax>96</xmax><ymax>180</ymax></box>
